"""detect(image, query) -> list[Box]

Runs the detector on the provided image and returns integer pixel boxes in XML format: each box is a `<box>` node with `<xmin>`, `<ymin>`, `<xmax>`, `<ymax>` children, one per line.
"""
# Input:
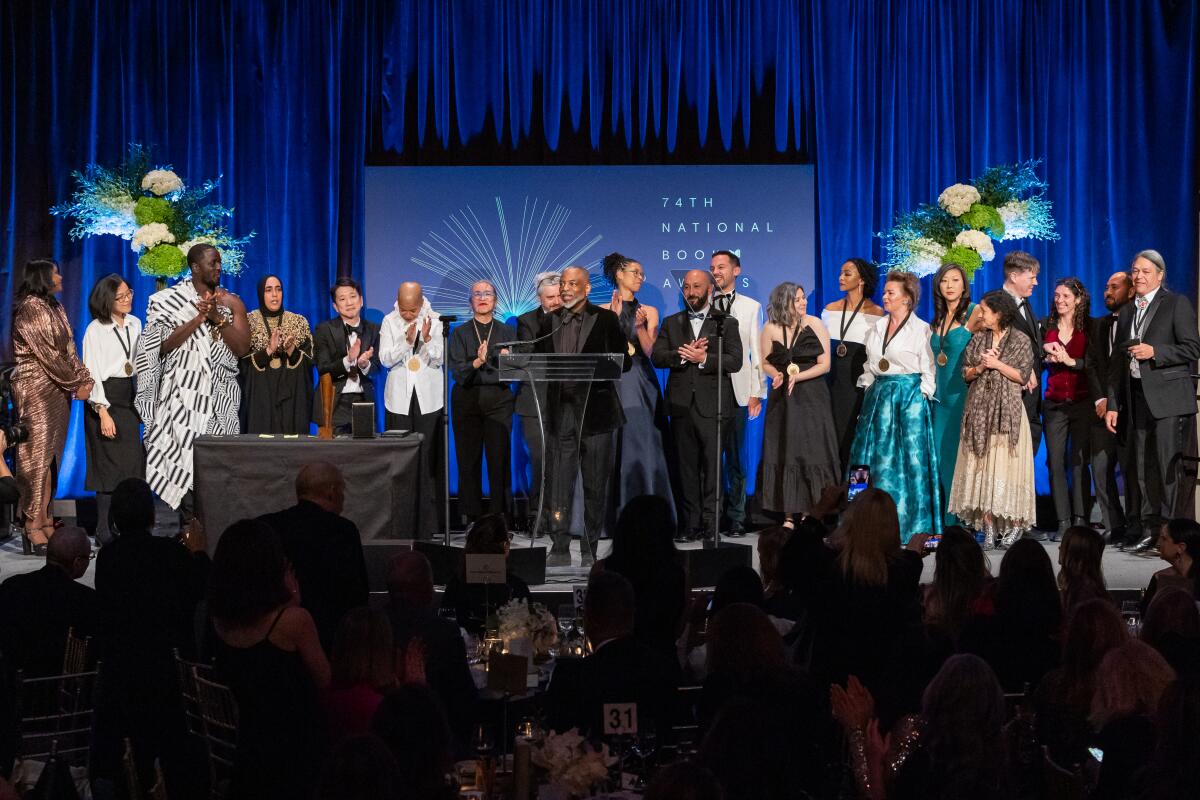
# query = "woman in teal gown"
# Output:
<box><xmin>929</xmin><ymin>263</ymin><xmax>976</xmax><ymax>527</ymax></box>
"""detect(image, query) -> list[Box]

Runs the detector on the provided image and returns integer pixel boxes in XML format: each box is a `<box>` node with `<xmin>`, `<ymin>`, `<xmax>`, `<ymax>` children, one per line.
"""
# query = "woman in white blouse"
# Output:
<box><xmin>82</xmin><ymin>274</ymin><xmax>145</xmax><ymax>543</ymax></box>
<box><xmin>847</xmin><ymin>270</ymin><xmax>942</xmax><ymax>542</ymax></box>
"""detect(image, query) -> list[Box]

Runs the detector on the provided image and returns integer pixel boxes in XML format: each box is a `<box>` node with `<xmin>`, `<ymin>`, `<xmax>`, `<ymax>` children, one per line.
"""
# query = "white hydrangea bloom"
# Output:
<box><xmin>997</xmin><ymin>199</ymin><xmax>1030</xmax><ymax>240</ymax></box>
<box><xmin>954</xmin><ymin>229</ymin><xmax>996</xmax><ymax>262</ymax></box>
<box><xmin>938</xmin><ymin>183</ymin><xmax>981</xmax><ymax>217</ymax></box>
<box><xmin>140</xmin><ymin>169</ymin><xmax>183</xmax><ymax>196</ymax></box>
<box><xmin>130</xmin><ymin>222</ymin><xmax>176</xmax><ymax>252</ymax></box>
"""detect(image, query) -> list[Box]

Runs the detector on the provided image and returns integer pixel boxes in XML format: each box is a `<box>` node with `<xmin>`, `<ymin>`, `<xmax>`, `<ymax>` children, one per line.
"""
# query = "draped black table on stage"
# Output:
<box><xmin>194</xmin><ymin>434</ymin><xmax>423</xmax><ymax>552</ymax></box>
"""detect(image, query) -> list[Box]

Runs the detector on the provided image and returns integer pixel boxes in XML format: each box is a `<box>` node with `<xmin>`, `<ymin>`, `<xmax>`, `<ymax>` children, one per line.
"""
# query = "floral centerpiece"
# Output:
<box><xmin>880</xmin><ymin>160</ymin><xmax>1058</xmax><ymax>279</ymax></box>
<box><xmin>51</xmin><ymin>143</ymin><xmax>253</xmax><ymax>282</ymax></box>
<box><xmin>497</xmin><ymin>598</ymin><xmax>559</xmax><ymax>659</ymax></box>
<box><xmin>531</xmin><ymin>728</ymin><xmax>615</xmax><ymax>799</ymax></box>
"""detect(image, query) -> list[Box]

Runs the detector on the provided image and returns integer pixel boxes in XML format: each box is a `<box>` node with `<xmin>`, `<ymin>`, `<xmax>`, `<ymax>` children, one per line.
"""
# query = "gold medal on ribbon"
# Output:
<box><xmin>836</xmin><ymin>343</ymin><xmax>848</xmax><ymax>358</ymax></box>
<box><xmin>878</xmin><ymin>357</ymin><xmax>891</xmax><ymax>371</ymax></box>
<box><xmin>627</xmin><ymin>341</ymin><xmax>636</xmax><ymax>356</ymax></box>
<box><xmin>269</xmin><ymin>357</ymin><xmax>282</xmax><ymax>369</ymax></box>
<box><xmin>123</xmin><ymin>361</ymin><xmax>134</xmax><ymax>376</ymax></box>
<box><xmin>936</xmin><ymin>352</ymin><xmax>948</xmax><ymax>367</ymax></box>
<box><xmin>407</xmin><ymin>356</ymin><xmax>422</xmax><ymax>372</ymax></box>
<box><xmin>786</xmin><ymin>363</ymin><xmax>801</xmax><ymax>377</ymax></box>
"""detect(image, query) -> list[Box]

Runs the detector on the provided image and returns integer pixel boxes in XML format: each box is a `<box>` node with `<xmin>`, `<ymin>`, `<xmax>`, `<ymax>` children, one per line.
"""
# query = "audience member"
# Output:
<box><xmin>921</xmin><ymin>525</ymin><xmax>992</xmax><ymax>647</ymax></box>
<box><xmin>0</xmin><ymin>527</ymin><xmax>97</xmax><ymax>676</ymax></box>
<box><xmin>1033</xmin><ymin>598</ymin><xmax>1128</xmax><ymax>765</ymax></box>
<box><xmin>756</xmin><ymin>525</ymin><xmax>792</xmax><ymax>602</ymax></box>
<box><xmin>765</xmin><ymin>516</ymin><xmax>837</xmax><ymax>666</ymax></box>
<box><xmin>257</xmin><ymin>461</ymin><xmax>369</xmax><ymax>652</ymax></box>
<box><xmin>324</xmin><ymin>607</ymin><xmax>397</xmax><ymax>745</ymax></box>
<box><xmin>960</xmin><ymin>538</ymin><xmax>1062</xmax><ymax>691</ymax></box>
<box><xmin>594</xmin><ymin>494</ymin><xmax>687</xmax><ymax>660</ymax></box>
<box><xmin>544</xmin><ymin>571</ymin><xmax>680</xmax><ymax>740</ymax></box>
<box><xmin>698</xmin><ymin>696</ymin><xmax>813</xmax><ymax>800</ymax></box>
<box><xmin>1139</xmin><ymin>586</ymin><xmax>1200</xmax><ymax>677</ymax></box>
<box><xmin>1057</xmin><ymin>525</ymin><xmax>1110</xmax><ymax>611</ymax></box>
<box><xmin>440</xmin><ymin>513</ymin><xmax>531</xmax><ymax>634</ymax></box>
<box><xmin>644</xmin><ymin>761</ymin><xmax>724</xmax><ymax>800</ymax></box>
<box><xmin>370</xmin><ymin>684</ymin><xmax>458</xmax><ymax>800</ymax></box>
<box><xmin>833</xmin><ymin>653</ymin><xmax>1010</xmax><ymax>800</ymax></box>
<box><xmin>314</xmin><ymin>734</ymin><xmax>403</xmax><ymax>800</ymax></box>
<box><xmin>209</xmin><ymin>519</ymin><xmax>330</xmax><ymax>800</ymax></box>
<box><xmin>1089</xmin><ymin>640</ymin><xmax>1175</xmax><ymax>800</ymax></box>
<box><xmin>1143</xmin><ymin>517</ymin><xmax>1200</xmax><ymax>608</ymax></box>
<box><xmin>811</xmin><ymin>488</ymin><xmax>927</xmax><ymax>726</ymax></box>
<box><xmin>1136</xmin><ymin>675</ymin><xmax>1200</xmax><ymax>800</ymax></box>
<box><xmin>384</xmin><ymin>552</ymin><xmax>477</xmax><ymax>753</ymax></box>
<box><xmin>91</xmin><ymin>478</ymin><xmax>209</xmax><ymax>796</ymax></box>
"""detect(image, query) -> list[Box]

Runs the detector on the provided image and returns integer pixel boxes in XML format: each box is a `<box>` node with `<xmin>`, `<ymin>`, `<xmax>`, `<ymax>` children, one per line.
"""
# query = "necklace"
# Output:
<box><xmin>836</xmin><ymin>295</ymin><xmax>867</xmax><ymax>358</ymax></box>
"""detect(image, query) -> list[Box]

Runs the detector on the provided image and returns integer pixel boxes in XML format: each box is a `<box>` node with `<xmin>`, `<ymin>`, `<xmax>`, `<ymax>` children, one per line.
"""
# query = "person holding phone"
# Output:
<box><xmin>947</xmin><ymin>290</ymin><xmax>1037</xmax><ymax>549</ymax></box>
<box><xmin>847</xmin><ymin>270</ymin><xmax>941</xmax><ymax>543</ymax></box>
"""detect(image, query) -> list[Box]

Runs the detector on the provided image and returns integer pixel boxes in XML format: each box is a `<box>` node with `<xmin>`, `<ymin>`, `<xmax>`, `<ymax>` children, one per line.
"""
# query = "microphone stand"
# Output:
<box><xmin>709</xmin><ymin>296</ymin><xmax>732</xmax><ymax>550</ymax></box>
<box><xmin>439</xmin><ymin>315</ymin><xmax>457</xmax><ymax>545</ymax></box>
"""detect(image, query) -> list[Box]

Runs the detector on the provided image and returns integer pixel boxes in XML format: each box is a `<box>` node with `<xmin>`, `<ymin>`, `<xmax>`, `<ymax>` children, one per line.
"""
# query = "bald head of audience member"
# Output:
<box><xmin>386</xmin><ymin>552</ymin><xmax>435</xmax><ymax>611</ymax></box>
<box><xmin>296</xmin><ymin>461</ymin><xmax>346</xmax><ymax>515</ymax></box>
<box><xmin>397</xmin><ymin>282</ymin><xmax>424</xmax><ymax>322</ymax></box>
<box><xmin>583</xmin><ymin>570</ymin><xmax>636</xmax><ymax>647</ymax></box>
<box><xmin>47</xmin><ymin>527</ymin><xmax>91</xmax><ymax>580</ymax></box>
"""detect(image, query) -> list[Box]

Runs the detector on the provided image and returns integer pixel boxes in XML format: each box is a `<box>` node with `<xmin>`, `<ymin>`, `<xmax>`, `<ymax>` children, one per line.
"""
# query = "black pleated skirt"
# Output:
<box><xmin>83</xmin><ymin>377</ymin><xmax>146</xmax><ymax>492</ymax></box>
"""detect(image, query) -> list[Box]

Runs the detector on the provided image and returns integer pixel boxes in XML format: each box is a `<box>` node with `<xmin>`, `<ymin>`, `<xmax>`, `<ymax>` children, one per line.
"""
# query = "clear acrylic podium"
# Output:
<box><xmin>498</xmin><ymin>352</ymin><xmax>625</xmax><ymax>543</ymax></box>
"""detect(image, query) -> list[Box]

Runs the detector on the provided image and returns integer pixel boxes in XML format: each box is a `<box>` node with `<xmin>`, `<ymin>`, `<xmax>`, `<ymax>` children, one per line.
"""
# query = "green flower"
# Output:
<box><xmin>134</xmin><ymin>196</ymin><xmax>189</xmax><ymax>243</ymax></box>
<box><xmin>959</xmin><ymin>203</ymin><xmax>1006</xmax><ymax>239</ymax></box>
<box><xmin>138</xmin><ymin>243</ymin><xmax>188</xmax><ymax>278</ymax></box>
<box><xmin>942</xmin><ymin>246</ymin><xmax>984</xmax><ymax>280</ymax></box>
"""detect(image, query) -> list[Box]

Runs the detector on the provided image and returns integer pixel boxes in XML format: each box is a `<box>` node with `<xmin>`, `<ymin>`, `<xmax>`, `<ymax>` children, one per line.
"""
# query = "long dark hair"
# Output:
<box><xmin>932</xmin><ymin>263</ymin><xmax>971</xmax><ymax>328</ymax></box>
<box><xmin>606</xmin><ymin>494</ymin><xmax>678</xmax><ymax>584</ymax></box>
<box><xmin>995</xmin><ymin>539</ymin><xmax>1062</xmax><ymax>639</ymax></box>
<box><xmin>1048</xmin><ymin>276</ymin><xmax>1090</xmax><ymax>331</ymax></box>
<box><xmin>14</xmin><ymin>258</ymin><xmax>60</xmax><ymax>310</ymax></box>
<box><xmin>925</xmin><ymin>526</ymin><xmax>990</xmax><ymax>642</ymax></box>
<box><xmin>921</xmin><ymin>655</ymin><xmax>1009</xmax><ymax>799</ymax></box>
<box><xmin>207</xmin><ymin>519</ymin><xmax>292</xmax><ymax>627</ymax></box>
<box><xmin>88</xmin><ymin>273</ymin><xmax>127</xmax><ymax>322</ymax></box>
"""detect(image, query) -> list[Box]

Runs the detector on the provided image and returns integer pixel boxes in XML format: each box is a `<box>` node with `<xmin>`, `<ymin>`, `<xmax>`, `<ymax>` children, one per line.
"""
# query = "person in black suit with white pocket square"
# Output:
<box><xmin>1106</xmin><ymin>250</ymin><xmax>1200</xmax><ymax>551</ymax></box>
<box><xmin>651</xmin><ymin>269</ymin><xmax>742</xmax><ymax>542</ymax></box>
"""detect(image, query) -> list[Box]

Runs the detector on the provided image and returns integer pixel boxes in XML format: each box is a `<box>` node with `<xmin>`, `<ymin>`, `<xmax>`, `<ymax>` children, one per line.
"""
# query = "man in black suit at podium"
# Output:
<box><xmin>536</xmin><ymin>266</ymin><xmax>629</xmax><ymax>567</ymax></box>
<box><xmin>651</xmin><ymin>269</ymin><xmax>742</xmax><ymax>542</ymax></box>
<box><xmin>1106</xmin><ymin>249</ymin><xmax>1200</xmax><ymax>550</ymax></box>
<box><xmin>312</xmin><ymin>277</ymin><xmax>381</xmax><ymax>434</ymax></box>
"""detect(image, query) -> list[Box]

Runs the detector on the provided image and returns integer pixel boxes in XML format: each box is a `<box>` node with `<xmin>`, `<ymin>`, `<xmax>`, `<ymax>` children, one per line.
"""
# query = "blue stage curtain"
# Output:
<box><xmin>3</xmin><ymin>0</ymin><xmax>1196</xmax><ymax>499</ymax></box>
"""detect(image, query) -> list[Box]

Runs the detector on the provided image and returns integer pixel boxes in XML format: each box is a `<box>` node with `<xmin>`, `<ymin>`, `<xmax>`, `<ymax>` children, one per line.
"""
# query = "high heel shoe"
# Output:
<box><xmin>20</xmin><ymin>529</ymin><xmax>47</xmax><ymax>557</ymax></box>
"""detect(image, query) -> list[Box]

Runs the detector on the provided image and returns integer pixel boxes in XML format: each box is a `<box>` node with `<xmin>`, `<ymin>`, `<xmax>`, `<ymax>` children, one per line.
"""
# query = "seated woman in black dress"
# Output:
<box><xmin>209</xmin><ymin>520</ymin><xmax>331</xmax><ymax>800</ymax></box>
<box><xmin>440</xmin><ymin>513</ymin><xmax>531</xmax><ymax>635</ymax></box>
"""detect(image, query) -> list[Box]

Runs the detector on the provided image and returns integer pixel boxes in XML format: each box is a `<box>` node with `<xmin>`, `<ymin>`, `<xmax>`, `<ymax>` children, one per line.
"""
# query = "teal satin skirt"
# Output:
<box><xmin>848</xmin><ymin>373</ymin><xmax>943</xmax><ymax>542</ymax></box>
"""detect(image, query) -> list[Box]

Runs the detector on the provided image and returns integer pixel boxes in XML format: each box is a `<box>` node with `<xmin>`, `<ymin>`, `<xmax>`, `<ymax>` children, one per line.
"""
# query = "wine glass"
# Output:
<box><xmin>557</xmin><ymin>603</ymin><xmax>576</xmax><ymax>639</ymax></box>
<box><xmin>473</xmin><ymin>723</ymin><xmax>495</xmax><ymax>758</ymax></box>
<box><xmin>1120</xmin><ymin>600</ymin><xmax>1142</xmax><ymax>636</ymax></box>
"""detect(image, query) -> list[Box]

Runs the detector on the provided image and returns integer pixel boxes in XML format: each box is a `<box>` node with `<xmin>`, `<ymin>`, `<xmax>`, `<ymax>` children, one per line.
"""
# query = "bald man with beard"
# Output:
<box><xmin>380</xmin><ymin>282</ymin><xmax>445</xmax><ymax>537</ymax></box>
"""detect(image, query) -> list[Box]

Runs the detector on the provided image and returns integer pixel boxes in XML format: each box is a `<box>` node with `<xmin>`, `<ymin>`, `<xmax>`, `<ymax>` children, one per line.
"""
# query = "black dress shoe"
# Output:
<box><xmin>673</xmin><ymin>532</ymin><xmax>694</xmax><ymax>544</ymax></box>
<box><xmin>1024</xmin><ymin>529</ymin><xmax>1048</xmax><ymax>542</ymax></box>
<box><xmin>727</xmin><ymin>522</ymin><xmax>747</xmax><ymax>538</ymax></box>
<box><xmin>1133</xmin><ymin>535</ymin><xmax>1157</xmax><ymax>554</ymax></box>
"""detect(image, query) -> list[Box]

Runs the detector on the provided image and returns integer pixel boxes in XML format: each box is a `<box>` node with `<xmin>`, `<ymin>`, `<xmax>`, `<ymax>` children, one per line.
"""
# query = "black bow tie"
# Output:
<box><xmin>344</xmin><ymin>323</ymin><xmax>362</xmax><ymax>339</ymax></box>
<box><xmin>561</xmin><ymin>310</ymin><xmax>581</xmax><ymax>324</ymax></box>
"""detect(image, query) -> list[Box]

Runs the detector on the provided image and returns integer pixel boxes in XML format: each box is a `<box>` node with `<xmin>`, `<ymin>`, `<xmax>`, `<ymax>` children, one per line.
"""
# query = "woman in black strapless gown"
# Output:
<box><xmin>760</xmin><ymin>283</ymin><xmax>840</xmax><ymax>523</ymax></box>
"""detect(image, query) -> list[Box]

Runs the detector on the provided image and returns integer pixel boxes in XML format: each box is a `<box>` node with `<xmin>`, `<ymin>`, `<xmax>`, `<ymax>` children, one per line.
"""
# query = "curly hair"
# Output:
<box><xmin>602</xmin><ymin>252</ymin><xmax>633</xmax><ymax>284</ymax></box>
<box><xmin>1049</xmin><ymin>276</ymin><xmax>1090</xmax><ymax>331</ymax></box>
<box><xmin>844</xmin><ymin>257</ymin><xmax>878</xmax><ymax>298</ymax></box>
<box><xmin>978</xmin><ymin>289</ymin><xmax>1019</xmax><ymax>329</ymax></box>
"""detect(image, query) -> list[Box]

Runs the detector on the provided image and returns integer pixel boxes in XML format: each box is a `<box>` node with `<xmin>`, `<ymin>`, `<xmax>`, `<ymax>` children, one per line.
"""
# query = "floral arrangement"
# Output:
<box><xmin>51</xmin><ymin>143</ymin><xmax>253</xmax><ymax>280</ymax></box>
<box><xmin>531</xmin><ymin>728</ymin><xmax>615</xmax><ymax>798</ymax></box>
<box><xmin>880</xmin><ymin>160</ymin><xmax>1058</xmax><ymax>279</ymax></box>
<box><xmin>497</xmin><ymin>598</ymin><xmax>559</xmax><ymax>657</ymax></box>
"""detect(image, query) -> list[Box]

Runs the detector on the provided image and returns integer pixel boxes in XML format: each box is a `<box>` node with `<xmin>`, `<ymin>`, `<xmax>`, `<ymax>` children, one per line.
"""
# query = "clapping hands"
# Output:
<box><xmin>679</xmin><ymin>337</ymin><xmax>709</xmax><ymax>364</ymax></box>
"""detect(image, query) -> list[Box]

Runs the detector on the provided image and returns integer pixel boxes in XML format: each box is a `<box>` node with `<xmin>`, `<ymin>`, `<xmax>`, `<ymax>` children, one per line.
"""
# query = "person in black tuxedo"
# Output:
<box><xmin>651</xmin><ymin>269</ymin><xmax>742</xmax><ymax>541</ymax></box>
<box><xmin>544</xmin><ymin>571</ymin><xmax>680</xmax><ymax>740</ymax></box>
<box><xmin>535</xmin><ymin>266</ymin><xmax>631</xmax><ymax>566</ymax></box>
<box><xmin>447</xmin><ymin>279</ymin><xmax>517</xmax><ymax>523</ymax></box>
<box><xmin>311</xmin><ymin>277</ymin><xmax>380</xmax><ymax>434</ymax></box>
<box><xmin>1087</xmin><ymin>271</ymin><xmax>1136</xmax><ymax>544</ymax></box>
<box><xmin>0</xmin><ymin>527</ymin><xmax>97</xmax><ymax>677</ymax></box>
<box><xmin>257</xmin><ymin>461</ymin><xmax>369</xmax><ymax>652</ymax></box>
<box><xmin>515</xmin><ymin>272</ymin><xmax>562</xmax><ymax>534</ymax></box>
<box><xmin>1106</xmin><ymin>250</ymin><xmax>1200</xmax><ymax>550</ymax></box>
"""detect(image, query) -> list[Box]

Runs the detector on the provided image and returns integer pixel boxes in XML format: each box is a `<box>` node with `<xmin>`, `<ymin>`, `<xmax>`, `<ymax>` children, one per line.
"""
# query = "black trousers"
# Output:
<box><xmin>519</xmin><ymin>414</ymin><xmax>549</xmax><ymax>529</ymax></box>
<box><xmin>1129</xmin><ymin>379</ymin><xmax>1191</xmax><ymax>523</ymax></box>
<box><xmin>451</xmin><ymin>384</ymin><xmax>513</xmax><ymax>520</ymax></box>
<box><xmin>1044</xmin><ymin>398</ymin><xmax>1092</xmax><ymax>525</ymax></box>
<box><xmin>720</xmin><ymin>405</ymin><xmax>749</xmax><ymax>524</ymax></box>
<box><xmin>1090</xmin><ymin>413</ymin><xmax>1136</xmax><ymax>535</ymax></box>
<box><xmin>671</xmin><ymin>403</ymin><xmax>726</xmax><ymax>534</ymax></box>
<box><xmin>546</xmin><ymin>393</ymin><xmax>615</xmax><ymax>557</ymax></box>
<box><xmin>386</xmin><ymin>393</ymin><xmax>444</xmax><ymax>538</ymax></box>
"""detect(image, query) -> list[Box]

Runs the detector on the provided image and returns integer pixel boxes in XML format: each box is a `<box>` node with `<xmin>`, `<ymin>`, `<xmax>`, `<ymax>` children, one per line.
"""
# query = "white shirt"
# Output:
<box><xmin>716</xmin><ymin>291</ymin><xmax>767</xmax><ymax>404</ymax></box>
<box><xmin>856</xmin><ymin>313</ymin><xmax>936</xmax><ymax>398</ymax></box>
<box><xmin>821</xmin><ymin>306</ymin><xmax>879</xmax><ymax>346</ymax></box>
<box><xmin>1129</xmin><ymin>286</ymin><xmax>1160</xmax><ymax>379</ymax></box>
<box><xmin>81</xmin><ymin>315</ymin><xmax>142</xmax><ymax>409</ymax></box>
<box><xmin>338</xmin><ymin>320</ymin><xmax>374</xmax><ymax>395</ymax></box>
<box><xmin>379</xmin><ymin>298</ymin><xmax>445</xmax><ymax>416</ymax></box>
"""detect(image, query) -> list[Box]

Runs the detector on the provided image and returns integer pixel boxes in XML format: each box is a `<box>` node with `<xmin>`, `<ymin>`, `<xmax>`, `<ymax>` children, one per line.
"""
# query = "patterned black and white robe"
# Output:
<box><xmin>134</xmin><ymin>280</ymin><xmax>240</xmax><ymax>509</ymax></box>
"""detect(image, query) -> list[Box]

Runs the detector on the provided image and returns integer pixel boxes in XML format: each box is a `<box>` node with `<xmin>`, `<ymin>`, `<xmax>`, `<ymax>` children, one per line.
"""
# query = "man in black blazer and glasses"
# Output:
<box><xmin>1106</xmin><ymin>250</ymin><xmax>1200</xmax><ymax>551</ymax></box>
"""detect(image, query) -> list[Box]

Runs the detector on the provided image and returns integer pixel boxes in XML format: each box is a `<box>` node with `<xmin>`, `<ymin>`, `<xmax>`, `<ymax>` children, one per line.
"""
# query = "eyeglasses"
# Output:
<box><xmin>471</xmin><ymin>290</ymin><xmax>495</xmax><ymax>299</ymax></box>
<box><xmin>115</xmin><ymin>292</ymin><xmax>134</xmax><ymax>301</ymax></box>
<box><xmin>621</xmin><ymin>268</ymin><xmax>646</xmax><ymax>279</ymax></box>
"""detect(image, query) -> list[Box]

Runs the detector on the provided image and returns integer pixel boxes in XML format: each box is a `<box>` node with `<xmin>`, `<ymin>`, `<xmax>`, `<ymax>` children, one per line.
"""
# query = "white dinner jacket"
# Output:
<box><xmin>719</xmin><ymin>292</ymin><xmax>766</xmax><ymax>407</ymax></box>
<box><xmin>379</xmin><ymin>299</ymin><xmax>445</xmax><ymax>415</ymax></box>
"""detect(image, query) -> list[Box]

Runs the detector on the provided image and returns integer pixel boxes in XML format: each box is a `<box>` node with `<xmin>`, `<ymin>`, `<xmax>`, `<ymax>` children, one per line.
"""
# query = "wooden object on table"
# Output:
<box><xmin>317</xmin><ymin>372</ymin><xmax>334</xmax><ymax>439</ymax></box>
